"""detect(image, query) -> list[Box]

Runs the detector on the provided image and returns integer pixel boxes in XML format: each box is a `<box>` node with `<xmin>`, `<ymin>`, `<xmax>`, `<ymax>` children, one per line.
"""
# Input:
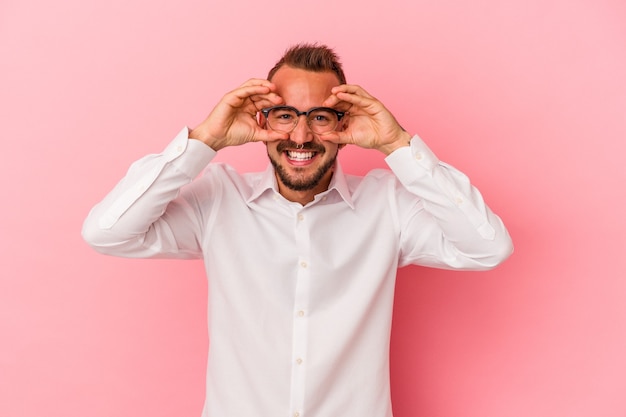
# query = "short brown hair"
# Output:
<box><xmin>267</xmin><ymin>43</ymin><xmax>346</xmax><ymax>84</ymax></box>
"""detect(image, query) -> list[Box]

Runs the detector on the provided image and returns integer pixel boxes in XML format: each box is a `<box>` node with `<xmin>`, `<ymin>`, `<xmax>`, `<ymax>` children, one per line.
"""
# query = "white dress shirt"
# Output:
<box><xmin>82</xmin><ymin>127</ymin><xmax>512</xmax><ymax>417</ymax></box>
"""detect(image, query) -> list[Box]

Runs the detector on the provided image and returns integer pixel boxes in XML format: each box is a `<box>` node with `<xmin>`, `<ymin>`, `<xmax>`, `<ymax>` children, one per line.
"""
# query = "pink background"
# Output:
<box><xmin>1</xmin><ymin>0</ymin><xmax>625</xmax><ymax>416</ymax></box>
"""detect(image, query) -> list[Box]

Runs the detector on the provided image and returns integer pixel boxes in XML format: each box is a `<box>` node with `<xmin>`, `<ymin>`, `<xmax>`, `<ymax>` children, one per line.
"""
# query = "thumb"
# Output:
<box><xmin>255</xmin><ymin>130</ymin><xmax>289</xmax><ymax>143</ymax></box>
<box><xmin>318</xmin><ymin>131</ymin><xmax>352</xmax><ymax>145</ymax></box>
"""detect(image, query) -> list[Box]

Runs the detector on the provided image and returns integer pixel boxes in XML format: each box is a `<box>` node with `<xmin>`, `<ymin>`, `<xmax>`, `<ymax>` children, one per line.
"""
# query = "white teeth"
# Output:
<box><xmin>286</xmin><ymin>151</ymin><xmax>315</xmax><ymax>161</ymax></box>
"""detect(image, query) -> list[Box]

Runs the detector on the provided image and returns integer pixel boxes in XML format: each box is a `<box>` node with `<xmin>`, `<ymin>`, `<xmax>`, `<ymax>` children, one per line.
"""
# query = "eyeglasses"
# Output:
<box><xmin>260</xmin><ymin>106</ymin><xmax>346</xmax><ymax>134</ymax></box>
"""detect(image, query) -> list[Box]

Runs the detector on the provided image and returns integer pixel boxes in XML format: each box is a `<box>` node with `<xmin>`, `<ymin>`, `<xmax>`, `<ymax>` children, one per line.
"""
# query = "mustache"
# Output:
<box><xmin>276</xmin><ymin>140</ymin><xmax>325</xmax><ymax>153</ymax></box>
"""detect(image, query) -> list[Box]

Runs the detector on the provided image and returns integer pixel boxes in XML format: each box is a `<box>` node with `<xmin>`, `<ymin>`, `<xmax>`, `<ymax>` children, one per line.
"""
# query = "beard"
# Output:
<box><xmin>268</xmin><ymin>141</ymin><xmax>338</xmax><ymax>191</ymax></box>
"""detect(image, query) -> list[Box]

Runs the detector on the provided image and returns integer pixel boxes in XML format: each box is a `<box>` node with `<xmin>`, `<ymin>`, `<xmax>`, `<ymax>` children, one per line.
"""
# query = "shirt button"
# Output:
<box><xmin>296</xmin><ymin>358</ymin><xmax>303</xmax><ymax>365</ymax></box>
<box><xmin>297</xmin><ymin>310</ymin><xmax>305</xmax><ymax>317</ymax></box>
<box><xmin>294</xmin><ymin>413</ymin><xmax>300</xmax><ymax>417</ymax></box>
<box><xmin>297</xmin><ymin>214</ymin><xmax>304</xmax><ymax>221</ymax></box>
<box><xmin>300</xmin><ymin>261</ymin><xmax>307</xmax><ymax>268</ymax></box>
<box><xmin>176</xmin><ymin>145</ymin><xmax>183</xmax><ymax>152</ymax></box>
<box><xmin>455</xmin><ymin>197</ymin><xmax>464</xmax><ymax>205</ymax></box>
<box><xmin>414</xmin><ymin>152</ymin><xmax>423</xmax><ymax>161</ymax></box>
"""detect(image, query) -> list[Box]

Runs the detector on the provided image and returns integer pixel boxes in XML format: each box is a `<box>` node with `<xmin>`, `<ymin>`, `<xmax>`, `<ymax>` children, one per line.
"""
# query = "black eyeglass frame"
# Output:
<box><xmin>260</xmin><ymin>106</ymin><xmax>346</xmax><ymax>133</ymax></box>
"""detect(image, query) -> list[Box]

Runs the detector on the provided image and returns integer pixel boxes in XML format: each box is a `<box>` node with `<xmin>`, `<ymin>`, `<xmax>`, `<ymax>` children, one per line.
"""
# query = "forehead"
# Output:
<box><xmin>271</xmin><ymin>66</ymin><xmax>340</xmax><ymax>106</ymax></box>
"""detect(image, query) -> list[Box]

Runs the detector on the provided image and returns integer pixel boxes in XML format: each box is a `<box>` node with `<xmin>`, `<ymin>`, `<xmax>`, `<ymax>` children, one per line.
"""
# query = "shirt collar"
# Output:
<box><xmin>246</xmin><ymin>162</ymin><xmax>355</xmax><ymax>209</ymax></box>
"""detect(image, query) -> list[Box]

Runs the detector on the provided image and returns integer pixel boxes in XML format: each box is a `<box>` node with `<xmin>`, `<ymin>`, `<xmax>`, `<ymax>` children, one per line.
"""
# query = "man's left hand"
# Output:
<box><xmin>321</xmin><ymin>84</ymin><xmax>412</xmax><ymax>155</ymax></box>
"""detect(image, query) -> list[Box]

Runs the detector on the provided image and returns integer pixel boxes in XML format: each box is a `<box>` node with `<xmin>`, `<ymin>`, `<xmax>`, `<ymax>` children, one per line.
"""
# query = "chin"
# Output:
<box><xmin>269</xmin><ymin>153</ymin><xmax>337</xmax><ymax>192</ymax></box>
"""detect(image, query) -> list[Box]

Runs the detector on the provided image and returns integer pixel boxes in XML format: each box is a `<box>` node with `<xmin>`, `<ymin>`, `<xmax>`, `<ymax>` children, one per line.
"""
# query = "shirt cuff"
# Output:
<box><xmin>384</xmin><ymin>134</ymin><xmax>439</xmax><ymax>182</ymax></box>
<box><xmin>164</xmin><ymin>127</ymin><xmax>217</xmax><ymax>179</ymax></box>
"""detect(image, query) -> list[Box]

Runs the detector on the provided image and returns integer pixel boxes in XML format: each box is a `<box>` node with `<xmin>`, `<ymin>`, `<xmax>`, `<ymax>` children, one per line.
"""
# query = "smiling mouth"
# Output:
<box><xmin>286</xmin><ymin>150</ymin><xmax>317</xmax><ymax>161</ymax></box>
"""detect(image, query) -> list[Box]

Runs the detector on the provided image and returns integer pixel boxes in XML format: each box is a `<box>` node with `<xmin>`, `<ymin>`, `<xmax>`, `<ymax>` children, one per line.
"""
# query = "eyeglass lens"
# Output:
<box><xmin>266</xmin><ymin>108</ymin><xmax>339</xmax><ymax>134</ymax></box>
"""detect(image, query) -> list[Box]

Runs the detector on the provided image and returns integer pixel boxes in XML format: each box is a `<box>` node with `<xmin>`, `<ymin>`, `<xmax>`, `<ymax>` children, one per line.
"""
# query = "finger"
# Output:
<box><xmin>223</xmin><ymin>84</ymin><xmax>276</xmax><ymax>107</ymax></box>
<box><xmin>229</xmin><ymin>85</ymin><xmax>273</xmax><ymax>100</ymax></box>
<box><xmin>249</xmin><ymin>92</ymin><xmax>282</xmax><ymax>103</ymax></box>
<box><xmin>326</xmin><ymin>85</ymin><xmax>380</xmax><ymax>114</ymax></box>
<box><xmin>240</xmin><ymin>78</ymin><xmax>276</xmax><ymax>89</ymax></box>
<box><xmin>321</xmin><ymin>94</ymin><xmax>351</xmax><ymax>111</ymax></box>
<box><xmin>331</xmin><ymin>84</ymin><xmax>375</xmax><ymax>99</ymax></box>
<box><xmin>231</xmin><ymin>79</ymin><xmax>276</xmax><ymax>99</ymax></box>
<box><xmin>249</xmin><ymin>92</ymin><xmax>284</xmax><ymax>110</ymax></box>
<box><xmin>254</xmin><ymin>130</ymin><xmax>289</xmax><ymax>143</ymax></box>
<box><xmin>331</xmin><ymin>91</ymin><xmax>380</xmax><ymax>114</ymax></box>
<box><xmin>317</xmin><ymin>131</ymin><xmax>353</xmax><ymax>145</ymax></box>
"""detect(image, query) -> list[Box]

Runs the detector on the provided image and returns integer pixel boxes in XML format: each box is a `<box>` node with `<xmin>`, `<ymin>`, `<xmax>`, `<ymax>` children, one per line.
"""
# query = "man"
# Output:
<box><xmin>83</xmin><ymin>44</ymin><xmax>513</xmax><ymax>417</ymax></box>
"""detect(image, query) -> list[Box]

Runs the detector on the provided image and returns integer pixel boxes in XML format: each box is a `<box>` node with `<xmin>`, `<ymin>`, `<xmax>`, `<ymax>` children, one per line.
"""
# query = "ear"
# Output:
<box><xmin>258</xmin><ymin>112</ymin><xmax>267</xmax><ymax>129</ymax></box>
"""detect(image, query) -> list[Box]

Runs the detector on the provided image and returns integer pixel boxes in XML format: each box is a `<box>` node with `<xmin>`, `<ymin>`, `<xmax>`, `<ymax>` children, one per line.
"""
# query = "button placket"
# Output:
<box><xmin>289</xmin><ymin>208</ymin><xmax>310</xmax><ymax>416</ymax></box>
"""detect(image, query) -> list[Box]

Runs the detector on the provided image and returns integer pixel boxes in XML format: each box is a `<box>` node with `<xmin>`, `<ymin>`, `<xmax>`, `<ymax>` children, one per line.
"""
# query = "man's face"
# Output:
<box><xmin>264</xmin><ymin>66</ymin><xmax>342</xmax><ymax>196</ymax></box>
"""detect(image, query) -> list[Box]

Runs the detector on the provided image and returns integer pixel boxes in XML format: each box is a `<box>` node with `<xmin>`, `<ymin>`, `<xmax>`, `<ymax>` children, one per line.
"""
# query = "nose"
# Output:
<box><xmin>290</xmin><ymin>115</ymin><xmax>314</xmax><ymax>145</ymax></box>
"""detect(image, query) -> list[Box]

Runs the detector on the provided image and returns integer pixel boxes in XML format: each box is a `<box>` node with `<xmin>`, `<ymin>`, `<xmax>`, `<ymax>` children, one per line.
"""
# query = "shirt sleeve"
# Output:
<box><xmin>81</xmin><ymin>127</ymin><xmax>217</xmax><ymax>259</ymax></box>
<box><xmin>384</xmin><ymin>134</ymin><xmax>513</xmax><ymax>270</ymax></box>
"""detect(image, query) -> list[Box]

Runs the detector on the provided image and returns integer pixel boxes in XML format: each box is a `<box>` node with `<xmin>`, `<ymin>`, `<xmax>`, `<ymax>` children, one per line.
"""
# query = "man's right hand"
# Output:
<box><xmin>189</xmin><ymin>79</ymin><xmax>288</xmax><ymax>150</ymax></box>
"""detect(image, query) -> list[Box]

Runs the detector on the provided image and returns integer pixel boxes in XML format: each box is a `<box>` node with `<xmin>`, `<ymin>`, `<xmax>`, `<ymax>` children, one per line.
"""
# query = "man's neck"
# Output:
<box><xmin>276</xmin><ymin>174</ymin><xmax>333</xmax><ymax>206</ymax></box>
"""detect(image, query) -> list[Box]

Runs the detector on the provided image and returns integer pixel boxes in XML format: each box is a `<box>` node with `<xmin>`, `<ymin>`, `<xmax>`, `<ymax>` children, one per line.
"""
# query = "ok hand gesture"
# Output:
<box><xmin>190</xmin><ymin>79</ymin><xmax>288</xmax><ymax>150</ymax></box>
<box><xmin>321</xmin><ymin>85</ymin><xmax>412</xmax><ymax>155</ymax></box>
